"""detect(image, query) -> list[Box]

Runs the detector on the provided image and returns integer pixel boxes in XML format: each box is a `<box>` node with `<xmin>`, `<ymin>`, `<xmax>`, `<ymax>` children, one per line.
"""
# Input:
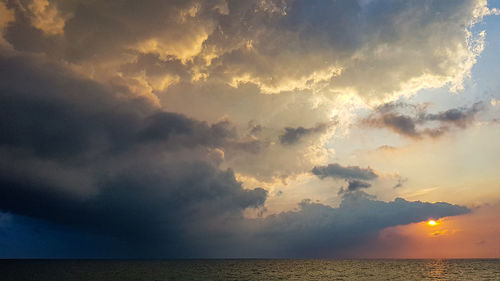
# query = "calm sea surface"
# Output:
<box><xmin>1</xmin><ymin>259</ymin><xmax>499</xmax><ymax>281</ymax></box>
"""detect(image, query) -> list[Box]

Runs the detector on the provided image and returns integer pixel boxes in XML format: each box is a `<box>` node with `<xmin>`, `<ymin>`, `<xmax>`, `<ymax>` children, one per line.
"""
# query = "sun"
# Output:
<box><xmin>427</xmin><ymin>220</ymin><xmax>437</xmax><ymax>226</ymax></box>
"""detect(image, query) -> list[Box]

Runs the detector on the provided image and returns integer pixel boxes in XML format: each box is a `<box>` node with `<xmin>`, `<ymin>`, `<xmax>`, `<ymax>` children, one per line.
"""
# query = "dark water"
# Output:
<box><xmin>1</xmin><ymin>259</ymin><xmax>499</xmax><ymax>281</ymax></box>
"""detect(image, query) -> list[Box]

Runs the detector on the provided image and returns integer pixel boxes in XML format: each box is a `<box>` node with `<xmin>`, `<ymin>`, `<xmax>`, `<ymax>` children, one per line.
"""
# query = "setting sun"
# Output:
<box><xmin>427</xmin><ymin>220</ymin><xmax>437</xmax><ymax>226</ymax></box>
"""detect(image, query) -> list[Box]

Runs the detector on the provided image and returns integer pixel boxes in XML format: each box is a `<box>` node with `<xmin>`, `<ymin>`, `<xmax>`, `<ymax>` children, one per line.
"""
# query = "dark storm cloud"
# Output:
<box><xmin>312</xmin><ymin>163</ymin><xmax>378</xmax><ymax>181</ymax></box>
<box><xmin>0</xmin><ymin>191</ymin><xmax>471</xmax><ymax>258</ymax></box>
<box><xmin>0</xmin><ymin>53</ymin><xmax>267</xmax><ymax>256</ymax></box>
<box><xmin>361</xmin><ymin>101</ymin><xmax>485</xmax><ymax>139</ymax></box>
<box><xmin>279</xmin><ymin>123</ymin><xmax>328</xmax><ymax>145</ymax></box>
<box><xmin>0</xmin><ymin>53</ymin><xmax>264</xmax><ymax>157</ymax></box>
<box><xmin>0</xmin><ymin>161</ymin><xmax>267</xmax><ymax>255</ymax></box>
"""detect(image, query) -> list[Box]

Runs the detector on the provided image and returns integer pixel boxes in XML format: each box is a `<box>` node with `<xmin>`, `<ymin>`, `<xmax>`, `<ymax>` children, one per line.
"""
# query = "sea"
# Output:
<box><xmin>1</xmin><ymin>259</ymin><xmax>499</xmax><ymax>280</ymax></box>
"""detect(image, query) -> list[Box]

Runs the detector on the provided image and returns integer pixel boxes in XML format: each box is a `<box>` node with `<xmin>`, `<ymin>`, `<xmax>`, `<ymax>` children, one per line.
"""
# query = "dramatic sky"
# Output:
<box><xmin>0</xmin><ymin>0</ymin><xmax>499</xmax><ymax>258</ymax></box>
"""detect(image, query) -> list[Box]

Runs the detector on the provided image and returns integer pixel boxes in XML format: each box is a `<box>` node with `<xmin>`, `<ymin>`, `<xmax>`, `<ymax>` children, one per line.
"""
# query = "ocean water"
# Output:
<box><xmin>1</xmin><ymin>259</ymin><xmax>499</xmax><ymax>281</ymax></box>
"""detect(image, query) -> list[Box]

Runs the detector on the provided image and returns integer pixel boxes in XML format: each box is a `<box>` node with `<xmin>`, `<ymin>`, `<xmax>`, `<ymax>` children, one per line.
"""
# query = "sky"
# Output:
<box><xmin>0</xmin><ymin>0</ymin><xmax>499</xmax><ymax>258</ymax></box>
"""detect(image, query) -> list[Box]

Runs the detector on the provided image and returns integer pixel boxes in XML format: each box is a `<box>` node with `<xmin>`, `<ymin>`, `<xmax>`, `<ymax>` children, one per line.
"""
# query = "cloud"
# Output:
<box><xmin>361</xmin><ymin>101</ymin><xmax>485</xmax><ymax>139</ymax></box>
<box><xmin>373</xmin><ymin>113</ymin><xmax>420</xmax><ymax>138</ymax></box>
<box><xmin>279</xmin><ymin>123</ymin><xmax>329</xmax><ymax>145</ymax></box>
<box><xmin>393</xmin><ymin>177</ymin><xmax>408</xmax><ymax>189</ymax></box>
<box><xmin>0</xmin><ymin>52</ymin><xmax>268</xmax><ymax>256</ymax></box>
<box><xmin>0</xmin><ymin>191</ymin><xmax>471</xmax><ymax>258</ymax></box>
<box><xmin>0</xmin><ymin>2</ymin><xmax>14</xmax><ymax>46</ymax></box>
<box><xmin>347</xmin><ymin>180</ymin><xmax>371</xmax><ymax>191</ymax></box>
<box><xmin>204</xmin><ymin>0</ymin><xmax>492</xmax><ymax>96</ymax></box>
<box><xmin>1</xmin><ymin>0</ymin><xmax>494</xmax><ymax>98</ymax></box>
<box><xmin>337</xmin><ymin>180</ymin><xmax>372</xmax><ymax>195</ymax></box>
<box><xmin>422</xmin><ymin>102</ymin><xmax>484</xmax><ymax>128</ymax></box>
<box><xmin>27</xmin><ymin>0</ymin><xmax>66</xmax><ymax>36</ymax></box>
<box><xmin>245</xmin><ymin>192</ymin><xmax>470</xmax><ymax>257</ymax></box>
<box><xmin>312</xmin><ymin>163</ymin><xmax>378</xmax><ymax>180</ymax></box>
<box><xmin>312</xmin><ymin>163</ymin><xmax>378</xmax><ymax>195</ymax></box>
<box><xmin>0</xmin><ymin>0</ymin><xmax>488</xmax><ymax>258</ymax></box>
<box><xmin>0</xmin><ymin>51</ymin><xmax>473</xmax><ymax>258</ymax></box>
<box><xmin>1</xmin><ymin>0</ymin><xmax>494</xmax><ymax>188</ymax></box>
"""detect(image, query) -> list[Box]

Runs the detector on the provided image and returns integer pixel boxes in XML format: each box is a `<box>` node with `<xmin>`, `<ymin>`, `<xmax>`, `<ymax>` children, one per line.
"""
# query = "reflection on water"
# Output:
<box><xmin>425</xmin><ymin>259</ymin><xmax>447</xmax><ymax>280</ymax></box>
<box><xmin>1</xmin><ymin>259</ymin><xmax>499</xmax><ymax>281</ymax></box>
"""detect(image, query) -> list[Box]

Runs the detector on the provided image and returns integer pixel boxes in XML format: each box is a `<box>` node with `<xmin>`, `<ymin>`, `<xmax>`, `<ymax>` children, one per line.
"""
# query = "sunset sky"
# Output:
<box><xmin>0</xmin><ymin>0</ymin><xmax>499</xmax><ymax>258</ymax></box>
